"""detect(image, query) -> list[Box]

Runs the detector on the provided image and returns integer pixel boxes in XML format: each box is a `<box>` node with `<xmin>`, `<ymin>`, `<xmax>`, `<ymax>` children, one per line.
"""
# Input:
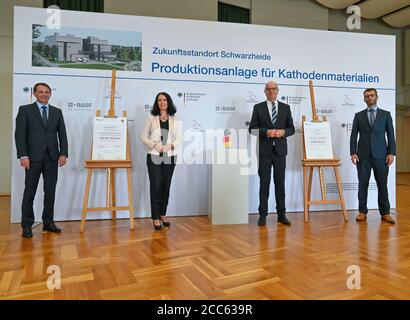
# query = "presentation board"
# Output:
<box><xmin>11</xmin><ymin>7</ymin><xmax>396</xmax><ymax>222</ymax></box>
<box><xmin>304</xmin><ymin>121</ymin><xmax>334</xmax><ymax>160</ymax></box>
<box><xmin>92</xmin><ymin>117</ymin><xmax>127</xmax><ymax>160</ymax></box>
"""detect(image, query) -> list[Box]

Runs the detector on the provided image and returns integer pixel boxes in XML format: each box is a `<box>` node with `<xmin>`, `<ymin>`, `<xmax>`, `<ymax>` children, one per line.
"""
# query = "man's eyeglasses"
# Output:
<box><xmin>265</xmin><ymin>87</ymin><xmax>278</xmax><ymax>91</ymax></box>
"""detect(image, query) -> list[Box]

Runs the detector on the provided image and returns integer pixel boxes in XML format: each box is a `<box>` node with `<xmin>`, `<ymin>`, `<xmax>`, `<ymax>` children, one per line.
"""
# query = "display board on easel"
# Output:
<box><xmin>303</xmin><ymin>121</ymin><xmax>334</xmax><ymax>160</ymax></box>
<box><xmin>92</xmin><ymin>116</ymin><xmax>127</xmax><ymax>160</ymax></box>
<box><xmin>80</xmin><ymin>69</ymin><xmax>135</xmax><ymax>232</ymax></box>
<box><xmin>301</xmin><ymin>80</ymin><xmax>348</xmax><ymax>222</ymax></box>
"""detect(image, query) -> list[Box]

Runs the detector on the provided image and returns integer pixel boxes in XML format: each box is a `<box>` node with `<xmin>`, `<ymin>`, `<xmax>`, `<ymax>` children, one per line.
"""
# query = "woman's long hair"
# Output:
<box><xmin>151</xmin><ymin>92</ymin><xmax>177</xmax><ymax>116</ymax></box>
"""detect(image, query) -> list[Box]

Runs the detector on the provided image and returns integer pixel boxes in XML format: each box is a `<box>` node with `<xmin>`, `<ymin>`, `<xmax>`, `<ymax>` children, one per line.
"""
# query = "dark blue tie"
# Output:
<box><xmin>368</xmin><ymin>109</ymin><xmax>375</xmax><ymax>127</ymax></box>
<box><xmin>41</xmin><ymin>105</ymin><xmax>48</xmax><ymax>126</ymax></box>
<box><xmin>271</xmin><ymin>102</ymin><xmax>277</xmax><ymax>125</ymax></box>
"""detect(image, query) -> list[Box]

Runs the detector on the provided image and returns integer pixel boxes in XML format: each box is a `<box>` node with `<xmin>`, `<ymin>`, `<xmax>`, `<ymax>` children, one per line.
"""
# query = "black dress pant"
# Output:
<box><xmin>147</xmin><ymin>154</ymin><xmax>176</xmax><ymax>220</ymax></box>
<box><xmin>357</xmin><ymin>156</ymin><xmax>390</xmax><ymax>215</ymax></box>
<box><xmin>258</xmin><ymin>146</ymin><xmax>286</xmax><ymax>217</ymax></box>
<box><xmin>21</xmin><ymin>150</ymin><xmax>58</xmax><ymax>228</ymax></box>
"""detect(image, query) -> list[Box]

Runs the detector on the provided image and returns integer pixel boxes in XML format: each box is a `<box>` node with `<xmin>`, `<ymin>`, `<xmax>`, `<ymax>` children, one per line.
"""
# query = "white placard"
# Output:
<box><xmin>303</xmin><ymin>121</ymin><xmax>334</xmax><ymax>160</ymax></box>
<box><xmin>92</xmin><ymin>117</ymin><xmax>127</xmax><ymax>160</ymax></box>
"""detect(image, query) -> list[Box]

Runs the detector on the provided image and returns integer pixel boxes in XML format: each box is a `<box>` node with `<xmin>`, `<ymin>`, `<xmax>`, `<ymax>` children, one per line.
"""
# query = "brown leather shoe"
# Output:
<box><xmin>356</xmin><ymin>213</ymin><xmax>367</xmax><ymax>222</ymax></box>
<box><xmin>381</xmin><ymin>214</ymin><xmax>395</xmax><ymax>224</ymax></box>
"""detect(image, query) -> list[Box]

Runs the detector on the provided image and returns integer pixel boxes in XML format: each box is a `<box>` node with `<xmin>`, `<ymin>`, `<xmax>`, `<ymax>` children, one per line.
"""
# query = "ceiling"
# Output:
<box><xmin>315</xmin><ymin>0</ymin><xmax>410</xmax><ymax>28</ymax></box>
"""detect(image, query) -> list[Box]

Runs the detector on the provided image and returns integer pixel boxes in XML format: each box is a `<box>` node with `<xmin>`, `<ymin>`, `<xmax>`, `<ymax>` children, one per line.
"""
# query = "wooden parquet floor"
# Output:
<box><xmin>0</xmin><ymin>183</ymin><xmax>409</xmax><ymax>300</ymax></box>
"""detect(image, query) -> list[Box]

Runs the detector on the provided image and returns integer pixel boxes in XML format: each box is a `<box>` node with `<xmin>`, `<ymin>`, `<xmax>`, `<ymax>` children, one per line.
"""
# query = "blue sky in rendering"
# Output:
<box><xmin>33</xmin><ymin>25</ymin><xmax>142</xmax><ymax>47</ymax></box>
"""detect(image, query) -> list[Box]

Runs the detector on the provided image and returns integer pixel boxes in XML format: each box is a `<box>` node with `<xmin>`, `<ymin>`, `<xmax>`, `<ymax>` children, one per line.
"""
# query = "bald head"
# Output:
<box><xmin>264</xmin><ymin>81</ymin><xmax>279</xmax><ymax>102</ymax></box>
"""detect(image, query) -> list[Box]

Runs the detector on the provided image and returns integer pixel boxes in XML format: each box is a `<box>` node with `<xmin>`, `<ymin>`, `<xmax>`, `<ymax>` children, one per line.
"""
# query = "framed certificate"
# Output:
<box><xmin>303</xmin><ymin>121</ymin><xmax>334</xmax><ymax>160</ymax></box>
<box><xmin>92</xmin><ymin>117</ymin><xmax>127</xmax><ymax>160</ymax></box>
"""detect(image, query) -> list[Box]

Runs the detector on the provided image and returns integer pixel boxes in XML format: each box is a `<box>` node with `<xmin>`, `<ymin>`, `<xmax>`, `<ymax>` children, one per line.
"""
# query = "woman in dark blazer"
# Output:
<box><xmin>141</xmin><ymin>92</ymin><xmax>182</xmax><ymax>230</ymax></box>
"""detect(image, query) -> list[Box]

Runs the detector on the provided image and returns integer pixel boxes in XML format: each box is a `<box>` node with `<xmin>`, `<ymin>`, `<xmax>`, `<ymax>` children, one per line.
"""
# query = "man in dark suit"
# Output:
<box><xmin>249</xmin><ymin>81</ymin><xmax>295</xmax><ymax>226</ymax></box>
<box><xmin>350</xmin><ymin>88</ymin><xmax>396</xmax><ymax>224</ymax></box>
<box><xmin>15</xmin><ymin>83</ymin><xmax>68</xmax><ymax>238</ymax></box>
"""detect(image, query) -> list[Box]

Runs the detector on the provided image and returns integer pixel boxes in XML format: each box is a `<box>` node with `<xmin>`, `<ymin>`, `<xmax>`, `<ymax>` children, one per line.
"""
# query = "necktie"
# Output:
<box><xmin>41</xmin><ymin>105</ymin><xmax>48</xmax><ymax>126</ymax></box>
<box><xmin>271</xmin><ymin>102</ymin><xmax>277</xmax><ymax>125</ymax></box>
<box><xmin>369</xmin><ymin>109</ymin><xmax>375</xmax><ymax>127</ymax></box>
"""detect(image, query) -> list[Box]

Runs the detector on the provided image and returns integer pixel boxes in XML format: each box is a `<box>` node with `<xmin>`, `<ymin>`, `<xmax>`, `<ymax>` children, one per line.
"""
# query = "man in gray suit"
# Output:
<box><xmin>15</xmin><ymin>83</ymin><xmax>68</xmax><ymax>238</ymax></box>
<box><xmin>350</xmin><ymin>88</ymin><xmax>396</xmax><ymax>224</ymax></box>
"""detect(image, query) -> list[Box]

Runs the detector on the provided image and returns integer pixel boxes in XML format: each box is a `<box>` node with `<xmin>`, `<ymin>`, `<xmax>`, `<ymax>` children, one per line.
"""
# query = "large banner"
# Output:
<box><xmin>11</xmin><ymin>6</ymin><xmax>396</xmax><ymax>222</ymax></box>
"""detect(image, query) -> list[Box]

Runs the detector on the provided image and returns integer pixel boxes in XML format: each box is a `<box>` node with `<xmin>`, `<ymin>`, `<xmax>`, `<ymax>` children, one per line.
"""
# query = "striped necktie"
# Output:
<box><xmin>271</xmin><ymin>102</ymin><xmax>277</xmax><ymax>125</ymax></box>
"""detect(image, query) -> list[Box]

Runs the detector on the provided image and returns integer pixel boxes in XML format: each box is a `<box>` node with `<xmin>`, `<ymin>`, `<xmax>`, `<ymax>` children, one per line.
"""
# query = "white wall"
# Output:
<box><xmin>1</xmin><ymin>0</ymin><xmax>409</xmax><ymax>194</ymax></box>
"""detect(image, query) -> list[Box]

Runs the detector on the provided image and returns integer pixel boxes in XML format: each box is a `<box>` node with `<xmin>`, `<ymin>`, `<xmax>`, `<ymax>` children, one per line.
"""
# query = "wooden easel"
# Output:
<box><xmin>301</xmin><ymin>80</ymin><xmax>348</xmax><ymax>222</ymax></box>
<box><xmin>80</xmin><ymin>70</ymin><xmax>135</xmax><ymax>232</ymax></box>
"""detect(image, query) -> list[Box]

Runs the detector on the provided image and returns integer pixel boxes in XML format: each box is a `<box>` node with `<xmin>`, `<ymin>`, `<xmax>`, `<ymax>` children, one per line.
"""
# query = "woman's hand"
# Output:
<box><xmin>162</xmin><ymin>144</ymin><xmax>173</xmax><ymax>152</ymax></box>
<box><xmin>154</xmin><ymin>143</ymin><xmax>163</xmax><ymax>153</ymax></box>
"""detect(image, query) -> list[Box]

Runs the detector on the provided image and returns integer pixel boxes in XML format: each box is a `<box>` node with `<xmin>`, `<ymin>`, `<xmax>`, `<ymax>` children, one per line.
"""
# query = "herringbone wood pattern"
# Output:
<box><xmin>0</xmin><ymin>182</ymin><xmax>409</xmax><ymax>300</ymax></box>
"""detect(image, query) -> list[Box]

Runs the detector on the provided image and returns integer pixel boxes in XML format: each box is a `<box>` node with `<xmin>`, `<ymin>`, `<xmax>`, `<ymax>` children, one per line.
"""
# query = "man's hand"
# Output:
<box><xmin>386</xmin><ymin>154</ymin><xmax>394</xmax><ymax>166</ymax></box>
<box><xmin>266</xmin><ymin>129</ymin><xmax>275</xmax><ymax>138</ymax></box>
<box><xmin>274</xmin><ymin>129</ymin><xmax>285</xmax><ymax>138</ymax></box>
<box><xmin>20</xmin><ymin>158</ymin><xmax>30</xmax><ymax>170</ymax></box>
<box><xmin>58</xmin><ymin>155</ymin><xmax>67</xmax><ymax>167</ymax></box>
<box><xmin>267</xmin><ymin>129</ymin><xmax>285</xmax><ymax>138</ymax></box>
<box><xmin>351</xmin><ymin>154</ymin><xmax>359</xmax><ymax>165</ymax></box>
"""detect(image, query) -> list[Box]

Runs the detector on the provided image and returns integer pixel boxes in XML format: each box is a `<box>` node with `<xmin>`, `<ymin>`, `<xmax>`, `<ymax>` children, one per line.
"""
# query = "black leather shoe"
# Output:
<box><xmin>43</xmin><ymin>223</ymin><xmax>62</xmax><ymax>233</ymax></box>
<box><xmin>278</xmin><ymin>215</ymin><xmax>291</xmax><ymax>226</ymax></box>
<box><xmin>22</xmin><ymin>227</ymin><xmax>33</xmax><ymax>238</ymax></box>
<box><xmin>258</xmin><ymin>215</ymin><xmax>267</xmax><ymax>226</ymax></box>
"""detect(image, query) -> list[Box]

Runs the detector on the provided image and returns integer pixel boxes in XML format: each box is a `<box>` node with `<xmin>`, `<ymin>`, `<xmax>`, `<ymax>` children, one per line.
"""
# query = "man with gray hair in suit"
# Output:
<box><xmin>249</xmin><ymin>81</ymin><xmax>295</xmax><ymax>227</ymax></box>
